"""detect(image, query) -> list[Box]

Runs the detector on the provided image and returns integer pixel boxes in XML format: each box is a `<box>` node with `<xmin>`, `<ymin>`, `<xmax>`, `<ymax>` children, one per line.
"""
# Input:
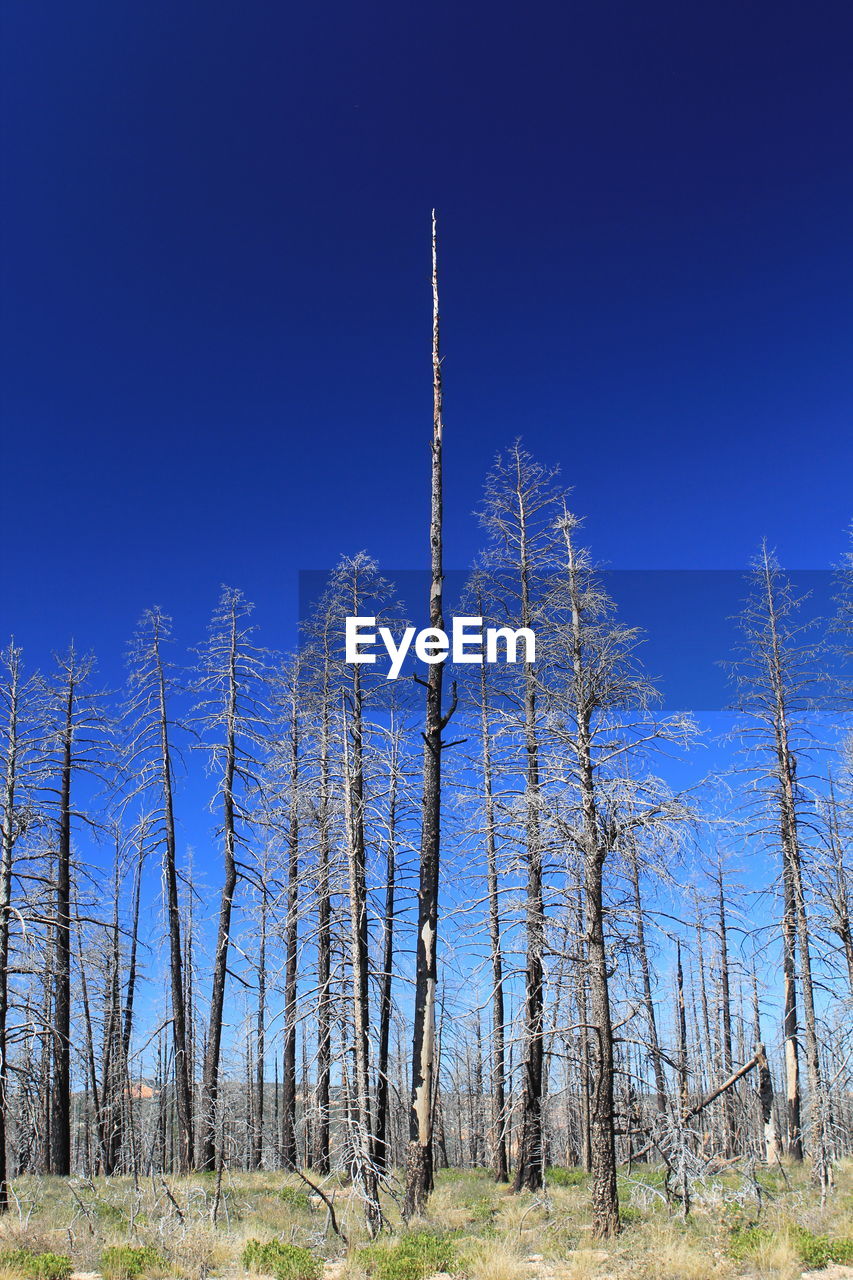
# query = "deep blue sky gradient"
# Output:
<box><xmin>2</xmin><ymin>0</ymin><xmax>852</xmax><ymax>675</ymax></box>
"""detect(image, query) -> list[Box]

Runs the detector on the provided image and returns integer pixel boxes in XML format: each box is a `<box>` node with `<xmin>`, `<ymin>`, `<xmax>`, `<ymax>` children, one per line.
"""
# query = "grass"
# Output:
<box><xmin>0</xmin><ymin>1159</ymin><xmax>850</xmax><ymax>1279</ymax></box>
<box><xmin>100</xmin><ymin>1246</ymin><xmax>167</xmax><ymax>1280</ymax></box>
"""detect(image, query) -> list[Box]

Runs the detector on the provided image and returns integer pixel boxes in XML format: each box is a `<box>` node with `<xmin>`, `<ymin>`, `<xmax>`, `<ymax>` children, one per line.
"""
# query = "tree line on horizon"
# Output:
<box><xmin>1</xmin><ymin>232</ymin><xmax>852</xmax><ymax>1241</ymax></box>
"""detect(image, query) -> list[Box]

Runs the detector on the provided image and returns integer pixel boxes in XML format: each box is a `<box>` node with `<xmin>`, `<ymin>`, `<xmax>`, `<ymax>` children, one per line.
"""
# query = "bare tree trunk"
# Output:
<box><xmin>374</xmin><ymin>729</ymin><xmax>398</xmax><ymax>1172</ymax></box>
<box><xmin>314</xmin><ymin>684</ymin><xmax>332</xmax><ymax>1173</ymax></box>
<box><xmin>561</xmin><ymin>518</ymin><xmax>619</xmax><ymax>1237</ymax></box>
<box><xmin>576</xmin><ymin>946</ymin><xmax>592</xmax><ymax>1173</ymax></box>
<box><xmin>675</xmin><ymin>942</ymin><xmax>689</xmax><ymax>1124</ymax></box>
<box><xmin>513</xmin><ymin>453</ymin><xmax>545</xmax><ymax>1194</ymax></box>
<box><xmin>102</xmin><ymin>854</ymin><xmax>124</xmax><ymax>1173</ymax></box>
<box><xmin>252</xmin><ymin>877</ymin><xmax>267</xmax><ymax>1169</ymax></box>
<box><xmin>627</xmin><ymin>842</ymin><xmax>667</xmax><ymax>1116</ymax></box>
<box><xmin>37</xmin><ymin>925</ymin><xmax>54</xmax><ymax>1173</ymax></box>
<box><xmin>77</xmin><ymin>930</ymin><xmax>107</xmax><ymax>1171</ymax></box>
<box><xmin>342</xmin><ymin>693</ymin><xmax>382</xmax><ymax>1236</ymax></box>
<box><xmin>0</xmin><ymin>647</ymin><xmax>23</xmax><ymax>1211</ymax></box>
<box><xmin>825</xmin><ymin>777</ymin><xmax>853</xmax><ymax>995</ymax></box>
<box><xmin>715</xmin><ymin>861</ymin><xmax>736</xmax><ymax>1156</ymax></box>
<box><xmin>478</xmin><ymin>653</ymin><xmax>509</xmax><ymax>1183</ymax></box>
<box><xmin>405</xmin><ymin>212</ymin><xmax>455</xmax><ymax>1219</ymax></box>
<box><xmin>281</xmin><ymin>674</ymin><xmax>300</xmax><ymax>1170</ymax></box>
<box><xmin>755</xmin><ymin>549</ymin><xmax>805</xmax><ymax>1162</ymax></box>
<box><xmin>50</xmin><ymin>663</ymin><xmax>75</xmax><ymax>1176</ymax></box>
<box><xmin>199</xmin><ymin>600</ymin><xmax>240</xmax><ymax>1170</ymax></box>
<box><xmin>122</xmin><ymin>823</ymin><xmax>146</xmax><ymax>1069</ymax></box>
<box><xmin>154</xmin><ymin>625</ymin><xmax>194</xmax><ymax>1173</ymax></box>
<box><xmin>752</xmin><ymin>976</ymin><xmax>781</xmax><ymax>1164</ymax></box>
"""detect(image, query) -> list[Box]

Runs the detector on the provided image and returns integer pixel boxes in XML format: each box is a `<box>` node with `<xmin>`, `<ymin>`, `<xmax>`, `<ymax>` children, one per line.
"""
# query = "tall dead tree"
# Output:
<box><xmin>822</xmin><ymin>777</ymin><xmax>853</xmax><ymax>994</ymax></box>
<box><xmin>41</xmin><ymin>645</ymin><xmax>105</xmax><ymax>1176</ymax></box>
<box><xmin>194</xmin><ymin>587</ymin><xmax>267</xmax><ymax>1170</ymax></box>
<box><xmin>0</xmin><ymin>644</ymin><xmax>40</xmax><ymax>1209</ymax></box>
<box><xmin>251</xmin><ymin>853</ymin><xmax>270</xmax><ymax>1169</ymax></box>
<box><xmin>342</xmin><ymin>691</ymin><xmax>382</xmax><ymax>1235</ymax></box>
<box><xmin>374</xmin><ymin>711</ymin><xmax>402</xmax><ymax>1172</ymax></box>
<box><xmin>479</xmin><ymin>444</ymin><xmax>562</xmax><ymax>1192</ymax></box>
<box><xmin>551</xmin><ymin>508</ymin><xmax>693</xmax><ymax>1237</ymax></box>
<box><xmin>405</xmin><ymin>213</ymin><xmax>456</xmax><ymax>1218</ymax></box>
<box><xmin>278</xmin><ymin>658</ymin><xmax>301</xmax><ymax>1170</ymax></box>
<box><xmin>479</xmin><ymin>652</ymin><xmax>509</xmax><ymax>1182</ymax></box>
<box><xmin>714</xmin><ymin>859</ymin><xmax>736</xmax><ymax>1156</ymax></box>
<box><xmin>126</xmin><ymin>608</ymin><xmax>194</xmax><ymax>1172</ymax></box>
<box><xmin>302</xmin><ymin>591</ymin><xmax>337</xmax><ymax>1174</ymax></box>
<box><xmin>626</xmin><ymin>837</ymin><xmax>667</xmax><ymax>1117</ymax></box>
<box><xmin>0</xmin><ymin>646</ymin><xmax>22</xmax><ymax>1209</ymax></box>
<box><xmin>734</xmin><ymin>545</ymin><xmax>829</xmax><ymax>1173</ymax></box>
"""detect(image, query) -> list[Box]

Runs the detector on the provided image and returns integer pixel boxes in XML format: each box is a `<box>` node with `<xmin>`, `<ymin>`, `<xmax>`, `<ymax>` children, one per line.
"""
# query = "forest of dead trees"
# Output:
<box><xmin>1</xmin><ymin>242</ymin><xmax>852</xmax><ymax>1241</ymax></box>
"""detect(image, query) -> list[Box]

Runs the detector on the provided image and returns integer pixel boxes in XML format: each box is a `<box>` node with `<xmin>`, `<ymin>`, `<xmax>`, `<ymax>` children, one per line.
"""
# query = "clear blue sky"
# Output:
<box><xmin>2</xmin><ymin>0</ymin><xmax>852</xmax><ymax>675</ymax></box>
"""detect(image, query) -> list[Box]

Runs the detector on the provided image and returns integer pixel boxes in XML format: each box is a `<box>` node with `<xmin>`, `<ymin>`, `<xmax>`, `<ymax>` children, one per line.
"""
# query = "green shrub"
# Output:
<box><xmin>467</xmin><ymin>1196</ymin><xmax>495</xmax><ymax>1223</ymax></box>
<box><xmin>242</xmin><ymin>1240</ymin><xmax>321</xmax><ymax>1280</ymax></box>
<box><xmin>359</xmin><ymin>1232</ymin><xmax>458</xmax><ymax>1280</ymax></box>
<box><xmin>728</xmin><ymin>1226</ymin><xmax>773</xmax><ymax>1260</ymax></box>
<box><xmin>276</xmin><ymin>1186</ymin><xmax>310</xmax><ymax>1211</ymax></box>
<box><xmin>0</xmin><ymin>1249</ymin><xmax>32</xmax><ymax>1272</ymax></box>
<box><xmin>545</xmin><ymin>1166</ymin><xmax>587</xmax><ymax>1188</ymax></box>
<box><xmin>100</xmin><ymin>1245</ymin><xmax>166</xmax><ymax>1280</ymax></box>
<box><xmin>789</xmin><ymin>1226</ymin><xmax>853</xmax><ymax>1268</ymax></box>
<box><xmin>0</xmin><ymin>1251</ymin><xmax>72</xmax><ymax>1280</ymax></box>
<box><xmin>728</xmin><ymin>1224</ymin><xmax>853</xmax><ymax>1267</ymax></box>
<box><xmin>0</xmin><ymin>1249</ymin><xmax>70</xmax><ymax>1280</ymax></box>
<box><xmin>93</xmin><ymin>1201</ymin><xmax>127</xmax><ymax>1225</ymax></box>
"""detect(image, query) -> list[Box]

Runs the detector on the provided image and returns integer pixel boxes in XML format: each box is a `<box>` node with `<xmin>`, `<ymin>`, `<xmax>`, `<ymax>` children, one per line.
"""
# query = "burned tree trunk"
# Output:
<box><xmin>281</xmin><ymin>670</ymin><xmax>300</xmax><ymax>1170</ymax></box>
<box><xmin>627</xmin><ymin>841</ymin><xmax>667</xmax><ymax>1117</ymax></box>
<box><xmin>342</xmin><ymin>691</ymin><xmax>382</xmax><ymax>1236</ymax></box>
<box><xmin>252</xmin><ymin>874</ymin><xmax>268</xmax><ymax>1169</ymax></box>
<box><xmin>50</xmin><ymin>659</ymin><xmax>75</xmax><ymax>1177</ymax></box>
<box><xmin>374</xmin><ymin>724</ymin><xmax>399</xmax><ymax>1172</ymax></box>
<box><xmin>559</xmin><ymin>515</ymin><xmax>619</xmax><ymax>1238</ymax></box>
<box><xmin>512</xmin><ymin>458</ymin><xmax>545</xmax><ymax>1194</ymax></box>
<box><xmin>314</xmin><ymin>680</ymin><xmax>332</xmax><ymax>1173</ymax></box>
<box><xmin>198</xmin><ymin>600</ymin><xmax>240</xmax><ymax>1170</ymax></box>
<box><xmin>478</xmin><ymin>651</ymin><xmax>509</xmax><ymax>1183</ymax></box>
<box><xmin>148</xmin><ymin>617</ymin><xmax>195</xmax><ymax>1173</ymax></box>
<box><xmin>715</xmin><ymin>860</ymin><xmax>736</xmax><ymax>1157</ymax></box>
<box><xmin>0</xmin><ymin>647</ymin><xmax>24</xmax><ymax>1211</ymax></box>
<box><xmin>405</xmin><ymin>212</ymin><xmax>454</xmax><ymax>1219</ymax></box>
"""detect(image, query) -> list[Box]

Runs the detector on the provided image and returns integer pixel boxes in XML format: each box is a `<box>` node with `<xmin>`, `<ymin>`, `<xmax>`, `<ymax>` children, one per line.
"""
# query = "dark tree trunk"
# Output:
<box><xmin>314</xmin><ymin>690</ymin><xmax>332</xmax><ymax>1173</ymax></box>
<box><xmin>199</xmin><ymin>602</ymin><xmax>240</xmax><ymax>1170</ymax></box>
<box><xmin>562</xmin><ymin>521</ymin><xmax>619</xmax><ymax>1238</ymax></box>
<box><xmin>405</xmin><ymin>212</ymin><xmax>453</xmax><ymax>1219</ymax></box>
<box><xmin>513</xmin><ymin>453</ymin><xmax>545</xmax><ymax>1195</ymax></box>
<box><xmin>281</xmin><ymin>677</ymin><xmax>300</xmax><ymax>1170</ymax></box>
<box><xmin>157</xmin><ymin>632</ymin><xmax>194</xmax><ymax>1173</ymax></box>
<box><xmin>343</xmin><ymin>678</ymin><xmax>382</xmax><ymax>1235</ymax></box>
<box><xmin>374</xmin><ymin>734</ymin><xmax>398</xmax><ymax>1172</ymax></box>
<box><xmin>478</xmin><ymin>652</ymin><xmax>509</xmax><ymax>1183</ymax></box>
<box><xmin>50</xmin><ymin>670</ymin><xmax>74</xmax><ymax>1177</ymax></box>
<box><xmin>627</xmin><ymin>844</ymin><xmax>667</xmax><ymax>1117</ymax></box>
<box><xmin>715</xmin><ymin>861</ymin><xmax>736</xmax><ymax>1156</ymax></box>
<box><xmin>0</xmin><ymin>649</ymin><xmax>22</xmax><ymax>1211</ymax></box>
<box><xmin>252</xmin><ymin>881</ymin><xmax>267</xmax><ymax>1169</ymax></box>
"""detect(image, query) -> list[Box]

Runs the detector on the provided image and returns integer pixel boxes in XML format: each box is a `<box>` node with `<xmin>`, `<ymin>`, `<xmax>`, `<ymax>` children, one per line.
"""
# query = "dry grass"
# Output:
<box><xmin>631</xmin><ymin>1220</ymin><xmax>732</xmax><ymax>1280</ymax></box>
<box><xmin>0</xmin><ymin>1159</ymin><xmax>850</xmax><ymax>1280</ymax></box>
<box><xmin>461</xmin><ymin>1238</ymin><xmax>526</xmax><ymax>1280</ymax></box>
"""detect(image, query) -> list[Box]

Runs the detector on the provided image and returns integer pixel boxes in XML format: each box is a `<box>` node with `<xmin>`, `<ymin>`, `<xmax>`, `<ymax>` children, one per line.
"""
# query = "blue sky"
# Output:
<box><xmin>2</xmin><ymin>0</ymin><xmax>852</xmax><ymax>681</ymax></box>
